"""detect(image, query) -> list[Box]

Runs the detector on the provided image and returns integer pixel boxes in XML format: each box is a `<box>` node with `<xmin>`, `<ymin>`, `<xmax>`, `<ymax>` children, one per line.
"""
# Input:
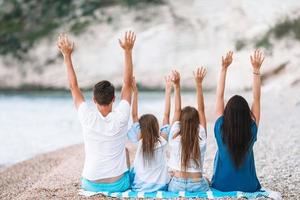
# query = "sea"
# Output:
<box><xmin>0</xmin><ymin>90</ymin><xmax>212</xmax><ymax>167</ymax></box>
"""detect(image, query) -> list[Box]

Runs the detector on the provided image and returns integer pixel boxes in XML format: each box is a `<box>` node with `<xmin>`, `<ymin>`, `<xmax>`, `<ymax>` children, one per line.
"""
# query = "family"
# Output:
<box><xmin>57</xmin><ymin>31</ymin><xmax>264</xmax><ymax>193</ymax></box>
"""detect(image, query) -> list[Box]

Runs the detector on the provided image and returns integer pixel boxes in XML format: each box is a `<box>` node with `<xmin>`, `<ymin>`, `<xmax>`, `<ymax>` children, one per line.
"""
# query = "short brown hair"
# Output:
<box><xmin>93</xmin><ymin>80</ymin><xmax>115</xmax><ymax>105</ymax></box>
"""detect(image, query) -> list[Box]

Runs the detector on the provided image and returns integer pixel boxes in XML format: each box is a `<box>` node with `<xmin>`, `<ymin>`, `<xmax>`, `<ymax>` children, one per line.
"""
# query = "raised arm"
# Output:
<box><xmin>119</xmin><ymin>31</ymin><xmax>136</xmax><ymax>104</ymax></box>
<box><xmin>57</xmin><ymin>34</ymin><xmax>84</xmax><ymax>109</ymax></box>
<box><xmin>215</xmin><ymin>51</ymin><xmax>233</xmax><ymax>118</ymax></box>
<box><xmin>131</xmin><ymin>77</ymin><xmax>139</xmax><ymax>123</ymax></box>
<box><xmin>163</xmin><ymin>75</ymin><xmax>172</xmax><ymax>126</ymax></box>
<box><xmin>194</xmin><ymin>67</ymin><xmax>207</xmax><ymax>130</ymax></box>
<box><xmin>250</xmin><ymin>50</ymin><xmax>264</xmax><ymax>126</ymax></box>
<box><xmin>127</xmin><ymin>76</ymin><xmax>141</xmax><ymax>142</ymax></box>
<box><xmin>171</xmin><ymin>70</ymin><xmax>181</xmax><ymax>124</ymax></box>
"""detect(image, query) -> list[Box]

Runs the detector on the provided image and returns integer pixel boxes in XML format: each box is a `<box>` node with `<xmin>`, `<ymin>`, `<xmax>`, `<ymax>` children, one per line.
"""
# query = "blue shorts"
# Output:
<box><xmin>81</xmin><ymin>171</ymin><xmax>130</xmax><ymax>192</ymax></box>
<box><xmin>168</xmin><ymin>176</ymin><xmax>209</xmax><ymax>192</ymax></box>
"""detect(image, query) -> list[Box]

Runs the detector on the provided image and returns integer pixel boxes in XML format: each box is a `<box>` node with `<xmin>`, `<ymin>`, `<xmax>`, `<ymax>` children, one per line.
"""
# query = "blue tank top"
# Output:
<box><xmin>211</xmin><ymin>116</ymin><xmax>261</xmax><ymax>192</ymax></box>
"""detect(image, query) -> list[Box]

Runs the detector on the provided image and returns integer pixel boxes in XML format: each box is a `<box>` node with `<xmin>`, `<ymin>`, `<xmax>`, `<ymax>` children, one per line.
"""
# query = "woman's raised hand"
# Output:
<box><xmin>193</xmin><ymin>66</ymin><xmax>207</xmax><ymax>85</ymax></box>
<box><xmin>171</xmin><ymin>70</ymin><xmax>181</xmax><ymax>86</ymax></box>
<box><xmin>57</xmin><ymin>33</ymin><xmax>74</xmax><ymax>57</ymax></box>
<box><xmin>250</xmin><ymin>50</ymin><xmax>265</xmax><ymax>73</ymax></box>
<box><xmin>222</xmin><ymin>51</ymin><xmax>233</xmax><ymax>69</ymax></box>
<box><xmin>119</xmin><ymin>31</ymin><xmax>136</xmax><ymax>51</ymax></box>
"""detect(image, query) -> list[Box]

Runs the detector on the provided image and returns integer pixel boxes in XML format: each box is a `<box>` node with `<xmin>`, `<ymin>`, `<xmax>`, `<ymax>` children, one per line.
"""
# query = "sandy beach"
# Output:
<box><xmin>1</xmin><ymin>1</ymin><xmax>300</xmax><ymax>199</ymax></box>
<box><xmin>0</xmin><ymin>87</ymin><xmax>299</xmax><ymax>200</ymax></box>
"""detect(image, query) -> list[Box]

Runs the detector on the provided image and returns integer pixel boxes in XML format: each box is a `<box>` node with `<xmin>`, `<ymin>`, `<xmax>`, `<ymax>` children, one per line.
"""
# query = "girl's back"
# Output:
<box><xmin>167</xmin><ymin>69</ymin><xmax>210</xmax><ymax>192</ymax></box>
<box><xmin>131</xmin><ymin>133</ymin><xmax>169</xmax><ymax>192</ymax></box>
<box><xmin>168</xmin><ymin>121</ymin><xmax>207</xmax><ymax>173</ymax></box>
<box><xmin>128</xmin><ymin>76</ymin><xmax>172</xmax><ymax>192</ymax></box>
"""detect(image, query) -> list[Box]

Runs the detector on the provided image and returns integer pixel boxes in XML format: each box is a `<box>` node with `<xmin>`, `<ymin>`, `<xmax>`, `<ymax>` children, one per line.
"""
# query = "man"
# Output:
<box><xmin>57</xmin><ymin>31</ymin><xmax>136</xmax><ymax>192</ymax></box>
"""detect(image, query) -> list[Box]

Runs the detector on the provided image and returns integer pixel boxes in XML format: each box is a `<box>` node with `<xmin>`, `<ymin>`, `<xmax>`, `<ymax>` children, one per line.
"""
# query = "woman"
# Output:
<box><xmin>211</xmin><ymin>50</ymin><xmax>265</xmax><ymax>192</ymax></box>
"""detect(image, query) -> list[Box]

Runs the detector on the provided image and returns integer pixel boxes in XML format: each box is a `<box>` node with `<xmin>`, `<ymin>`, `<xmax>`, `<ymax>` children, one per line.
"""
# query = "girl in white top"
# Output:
<box><xmin>127</xmin><ymin>76</ymin><xmax>172</xmax><ymax>192</ymax></box>
<box><xmin>168</xmin><ymin>68</ymin><xmax>210</xmax><ymax>192</ymax></box>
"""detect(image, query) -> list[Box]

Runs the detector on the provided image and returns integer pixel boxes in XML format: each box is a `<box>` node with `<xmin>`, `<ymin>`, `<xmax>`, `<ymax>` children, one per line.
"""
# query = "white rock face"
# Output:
<box><xmin>0</xmin><ymin>0</ymin><xmax>300</xmax><ymax>91</ymax></box>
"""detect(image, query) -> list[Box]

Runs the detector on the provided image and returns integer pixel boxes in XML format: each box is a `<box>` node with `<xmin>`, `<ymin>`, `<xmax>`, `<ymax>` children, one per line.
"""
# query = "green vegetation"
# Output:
<box><xmin>235</xmin><ymin>39</ymin><xmax>246</xmax><ymax>51</ymax></box>
<box><xmin>235</xmin><ymin>17</ymin><xmax>300</xmax><ymax>51</ymax></box>
<box><xmin>255</xmin><ymin>17</ymin><xmax>300</xmax><ymax>49</ymax></box>
<box><xmin>0</xmin><ymin>0</ymin><xmax>163</xmax><ymax>59</ymax></box>
<box><xmin>70</xmin><ymin>21</ymin><xmax>91</xmax><ymax>35</ymax></box>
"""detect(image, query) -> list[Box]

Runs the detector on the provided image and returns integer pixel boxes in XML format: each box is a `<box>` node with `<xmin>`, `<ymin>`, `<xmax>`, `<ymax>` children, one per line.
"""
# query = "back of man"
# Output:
<box><xmin>57</xmin><ymin>31</ymin><xmax>136</xmax><ymax>192</ymax></box>
<box><xmin>78</xmin><ymin>99</ymin><xmax>130</xmax><ymax>180</ymax></box>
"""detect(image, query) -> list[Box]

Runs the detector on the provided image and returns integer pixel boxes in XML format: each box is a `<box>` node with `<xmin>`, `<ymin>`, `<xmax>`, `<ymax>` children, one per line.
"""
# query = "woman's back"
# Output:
<box><xmin>211</xmin><ymin>116</ymin><xmax>261</xmax><ymax>192</ymax></box>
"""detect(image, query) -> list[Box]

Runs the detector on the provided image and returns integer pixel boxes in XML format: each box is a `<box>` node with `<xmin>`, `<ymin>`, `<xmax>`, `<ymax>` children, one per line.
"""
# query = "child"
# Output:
<box><xmin>127</xmin><ymin>76</ymin><xmax>172</xmax><ymax>192</ymax></box>
<box><xmin>168</xmin><ymin>68</ymin><xmax>209</xmax><ymax>192</ymax></box>
<box><xmin>211</xmin><ymin>50</ymin><xmax>264</xmax><ymax>192</ymax></box>
<box><xmin>57</xmin><ymin>31</ymin><xmax>136</xmax><ymax>192</ymax></box>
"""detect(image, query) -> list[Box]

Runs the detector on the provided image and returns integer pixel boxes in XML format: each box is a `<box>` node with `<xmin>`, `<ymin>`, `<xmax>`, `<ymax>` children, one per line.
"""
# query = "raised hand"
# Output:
<box><xmin>162</xmin><ymin>74</ymin><xmax>172</xmax><ymax>128</ymax></box>
<box><xmin>57</xmin><ymin>33</ymin><xmax>74</xmax><ymax>57</ymax></box>
<box><xmin>119</xmin><ymin>31</ymin><xmax>136</xmax><ymax>51</ymax></box>
<box><xmin>250</xmin><ymin>50</ymin><xmax>264</xmax><ymax>73</ymax></box>
<box><xmin>193</xmin><ymin>67</ymin><xmax>207</xmax><ymax>85</ymax></box>
<box><xmin>57</xmin><ymin>33</ymin><xmax>84</xmax><ymax>109</ymax></box>
<box><xmin>171</xmin><ymin>70</ymin><xmax>181</xmax><ymax>123</ymax></box>
<box><xmin>171</xmin><ymin>70</ymin><xmax>180</xmax><ymax>86</ymax></box>
<box><xmin>222</xmin><ymin>51</ymin><xmax>233</xmax><ymax>69</ymax></box>
<box><xmin>216</xmin><ymin>51</ymin><xmax>232</xmax><ymax>118</ymax></box>
<box><xmin>250</xmin><ymin>50</ymin><xmax>264</xmax><ymax>126</ymax></box>
<box><xmin>165</xmin><ymin>74</ymin><xmax>172</xmax><ymax>91</ymax></box>
<box><xmin>194</xmin><ymin>66</ymin><xmax>207</xmax><ymax>130</ymax></box>
<box><xmin>120</xmin><ymin>31</ymin><xmax>136</xmax><ymax>104</ymax></box>
<box><xmin>132</xmin><ymin>76</ymin><xmax>138</xmax><ymax>93</ymax></box>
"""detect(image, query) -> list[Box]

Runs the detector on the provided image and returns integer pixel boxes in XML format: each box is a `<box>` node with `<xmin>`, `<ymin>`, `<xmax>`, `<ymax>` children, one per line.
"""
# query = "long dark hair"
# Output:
<box><xmin>176</xmin><ymin>106</ymin><xmax>201</xmax><ymax>172</ymax></box>
<box><xmin>139</xmin><ymin>114</ymin><xmax>160</xmax><ymax>166</ymax></box>
<box><xmin>222</xmin><ymin>95</ymin><xmax>254</xmax><ymax>168</ymax></box>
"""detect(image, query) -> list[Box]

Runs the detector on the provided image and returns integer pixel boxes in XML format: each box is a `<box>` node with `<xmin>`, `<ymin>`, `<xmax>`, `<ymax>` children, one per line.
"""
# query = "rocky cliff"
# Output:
<box><xmin>0</xmin><ymin>0</ymin><xmax>300</xmax><ymax>91</ymax></box>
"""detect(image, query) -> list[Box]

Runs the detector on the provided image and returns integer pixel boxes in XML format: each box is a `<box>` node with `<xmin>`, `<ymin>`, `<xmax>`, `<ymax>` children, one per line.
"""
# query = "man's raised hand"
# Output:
<box><xmin>119</xmin><ymin>31</ymin><xmax>136</xmax><ymax>51</ymax></box>
<box><xmin>57</xmin><ymin>33</ymin><xmax>74</xmax><ymax>57</ymax></box>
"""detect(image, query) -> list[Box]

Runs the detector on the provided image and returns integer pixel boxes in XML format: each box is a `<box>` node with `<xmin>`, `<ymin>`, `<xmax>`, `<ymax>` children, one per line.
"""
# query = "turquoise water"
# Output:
<box><xmin>0</xmin><ymin>91</ymin><xmax>209</xmax><ymax>167</ymax></box>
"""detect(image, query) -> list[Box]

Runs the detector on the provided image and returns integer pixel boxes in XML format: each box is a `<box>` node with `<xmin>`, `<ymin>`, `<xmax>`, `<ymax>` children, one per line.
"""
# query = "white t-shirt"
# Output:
<box><xmin>78</xmin><ymin>100</ymin><xmax>130</xmax><ymax>181</ymax></box>
<box><xmin>127</xmin><ymin>123</ymin><xmax>170</xmax><ymax>192</ymax></box>
<box><xmin>168</xmin><ymin>121</ymin><xmax>207</xmax><ymax>173</ymax></box>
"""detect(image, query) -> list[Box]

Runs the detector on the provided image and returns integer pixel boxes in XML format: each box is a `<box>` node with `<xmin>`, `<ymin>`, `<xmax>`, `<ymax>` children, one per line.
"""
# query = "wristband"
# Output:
<box><xmin>253</xmin><ymin>72</ymin><xmax>260</xmax><ymax>75</ymax></box>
